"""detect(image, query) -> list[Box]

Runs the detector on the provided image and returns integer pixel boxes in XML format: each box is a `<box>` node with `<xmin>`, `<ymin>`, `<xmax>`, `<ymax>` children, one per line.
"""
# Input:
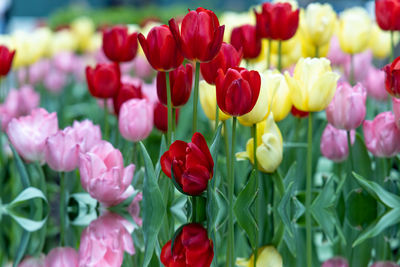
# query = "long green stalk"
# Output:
<box><xmin>277</xmin><ymin>41</ymin><xmax>282</xmax><ymax>72</ymax></box>
<box><xmin>193</xmin><ymin>62</ymin><xmax>201</xmax><ymax>133</ymax></box>
<box><xmin>252</xmin><ymin>124</ymin><xmax>259</xmax><ymax>267</ymax></box>
<box><xmin>59</xmin><ymin>172</ymin><xmax>66</xmax><ymax>246</ymax></box>
<box><xmin>104</xmin><ymin>100</ymin><xmax>109</xmax><ymax>140</ymax></box>
<box><xmin>306</xmin><ymin>112</ymin><xmax>313</xmax><ymax>267</ymax></box>
<box><xmin>166</xmin><ymin>71</ymin><xmax>172</xmax><ymax>145</ymax></box>
<box><xmin>267</xmin><ymin>39</ymin><xmax>272</xmax><ymax>69</ymax></box>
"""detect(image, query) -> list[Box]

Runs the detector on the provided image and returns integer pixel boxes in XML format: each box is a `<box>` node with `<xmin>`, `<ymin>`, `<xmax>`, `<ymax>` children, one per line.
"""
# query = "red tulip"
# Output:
<box><xmin>384</xmin><ymin>56</ymin><xmax>400</xmax><ymax>97</ymax></box>
<box><xmin>169</xmin><ymin>8</ymin><xmax>225</xmax><ymax>62</ymax></box>
<box><xmin>291</xmin><ymin>106</ymin><xmax>309</xmax><ymax>118</ymax></box>
<box><xmin>375</xmin><ymin>0</ymin><xmax>400</xmax><ymax>31</ymax></box>
<box><xmin>216</xmin><ymin>67</ymin><xmax>261</xmax><ymax>117</ymax></box>
<box><xmin>86</xmin><ymin>63</ymin><xmax>120</xmax><ymax>99</ymax></box>
<box><xmin>113</xmin><ymin>82</ymin><xmax>142</xmax><ymax>114</ymax></box>
<box><xmin>154</xmin><ymin>101</ymin><xmax>179</xmax><ymax>132</ymax></box>
<box><xmin>200</xmin><ymin>42</ymin><xmax>242</xmax><ymax>85</ymax></box>
<box><xmin>138</xmin><ymin>25</ymin><xmax>183</xmax><ymax>71</ymax></box>
<box><xmin>0</xmin><ymin>45</ymin><xmax>15</xmax><ymax>77</ymax></box>
<box><xmin>230</xmin><ymin>24</ymin><xmax>261</xmax><ymax>60</ymax></box>
<box><xmin>102</xmin><ymin>26</ymin><xmax>138</xmax><ymax>62</ymax></box>
<box><xmin>161</xmin><ymin>224</ymin><xmax>214</xmax><ymax>267</ymax></box>
<box><xmin>157</xmin><ymin>64</ymin><xmax>193</xmax><ymax>108</ymax></box>
<box><xmin>255</xmin><ymin>2</ymin><xmax>299</xmax><ymax>41</ymax></box>
<box><xmin>160</xmin><ymin>132</ymin><xmax>213</xmax><ymax>195</ymax></box>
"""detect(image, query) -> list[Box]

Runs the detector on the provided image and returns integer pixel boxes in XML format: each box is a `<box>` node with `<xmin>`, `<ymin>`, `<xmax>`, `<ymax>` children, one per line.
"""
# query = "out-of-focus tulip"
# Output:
<box><xmin>161</xmin><ymin>223</ymin><xmax>214</xmax><ymax>267</ymax></box>
<box><xmin>338</xmin><ymin>8</ymin><xmax>371</xmax><ymax>54</ymax></box>
<box><xmin>321</xmin><ymin>257</ymin><xmax>349</xmax><ymax>267</ymax></box>
<box><xmin>11</xmin><ymin>31</ymin><xmax>42</xmax><ymax>68</ymax></box>
<box><xmin>375</xmin><ymin>0</ymin><xmax>400</xmax><ymax>31</ymax></box>
<box><xmin>393</xmin><ymin>97</ymin><xmax>400</xmax><ymax>129</ymax></box>
<box><xmin>113</xmin><ymin>82</ymin><xmax>142</xmax><ymax>114</ymax></box>
<box><xmin>128</xmin><ymin>193</ymin><xmax>142</xmax><ymax>227</ymax></box>
<box><xmin>50</xmin><ymin>30</ymin><xmax>78</xmax><ymax>56</ymax></box>
<box><xmin>344</xmin><ymin>51</ymin><xmax>372</xmax><ymax>84</ymax></box>
<box><xmin>102</xmin><ymin>26</ymin><xmax>138</xmax><ymax>62</ymax></box>
<box><xmin>53</xmin><ymin>52</ymin><xmax>76</xmax><ymax>73</ymax></box>
<box><xmin>161</xmin><ymin>132</ymin><xmax>213</xmax><ymax>195</ymax></box>
<box><xmin>156</xmin><ymin>64</ymin><xmax>193</xmax><ymax>107</ymax></box>
<box><xmin>236</xmin><ymin>245</ymin><xmax>282</xmax><ymax>267</ymax></box>
<box><xmin>363</xmin><ymin>111</ymin><xmax>400</xmax><ymax>157</ymax></box>
<box><xmin>18</xmin><ymin>255</ymin><xmax>45</xmax><ymax>267</ymax></box>
<box><xmin>71</xmin><ymin>17</ymin><xmax>95</xmax><ymax>52</ymax></box>
<box><xmin>86</xmin><ymin>63</ymin><xmax>120</xmax><ymax>99</ymax></box>
<box><xmin>371</xmin><ymin>262</ymin><xmax>400</xmax><ymax>267</ymax></box>
<box><xmin>326</xmin><ymin>82</ymin><xmax>366</xmax><ymax>130</ymax></box>
<box><xmin>384</xmin><ymin>56</ymin><xmax>400</xmax><ymax>97</ymax></box>
<box><xmin>285</xmin><ymin>57</ymin><xmax>339</xmax><ymax>112</ymax></box>
<box><xmin>119</xmin><ymin>98</ymin><xmax>153</xmax><ymax>142</ymax></box>
<box><xmin>216</xmin><ymin>67</ymin><xmax>261</xmax><ymax>117</ymax></box>
<box><xmin>300</xmin><ymin>35</ymin><xmax>330</xmax><ymax>58</ymax></box>
<box><xmin>79</xmin><ymin>141</ymin><xmax>135</xmax><ymax>206</ymax></box>
<box><xmin>230</xmin><ymin>24</ymin><xmax>261</xmax><ymax>60</ymax></box>
<box><xmin>7</xmin><ymin>108</ymin><xmax>58</xmax><ymax>163</ymax></box>
<box><xmin>291</xmin><ymin>106</ymin><xmax>308</xmax><ymax>118</ymax></box>
<box><xmin>199</xmin><ymin>80</ymin><xmax>231</xmax><ymax>121</ymax></box>
<box><xmin>78</xmin><ymin>213</ymin><xmax>135</xmax><ymax>267</ymax></box>
<box><xmin>220</xmin><ymin>11</ymin><xmax>255</xmax><ymax>43</ymax></box>
<box><xmin>327</xmin><ymin>36</ymin><xmax>349</xmax><ymax>66</ymax></box>
<box><xmin>44</xmin><ymin>247</ymin><xmax>78</xmax><ymax>267</ymax></box>
<box><xmin>44</xmin><ymin>69</ymin><xmax>68</xmax><ymax>94</ymax></box>
<box><xmin>365</xmin><ymin>67</ymin><xmax>388</xmax><ymax>101</ymax></box>
<box><xmin>369</xmin><ymin>23</ymin><xmax>393</xmax><ymax>59</ymax></box>
<box><xmin>169</xmin><ymin>8</ymin><xmax>225</xmax><ymax>62</ymax></box>
<box><xmin>264</xmin><ymin>70</ymin><xmax>292</xmax><ymax>122</ymax></box>
<box><xmin>255</xmin><ymin>2</ymin><xmax>299</xmax><ymax>41</ymax></box>
<box><xmin>132</xmin><ymin>55</ymin><xmax>154</xmax><ymax>79</ymax></box>
<box><xmin>153</xmin><ymin>101</ymin><xmax>179</xmax><ymax>132</ymax></box>
<box><xmin>200</xmin><ymin>42</ymin><xmax>242</xmax><ymax>85</ymax></box>
<box><xmin>320</xmin><ymin>124</ymin><xmax>355</xmax><ymax>162</ymax></box>
<box><xmin>138</xmin><ymin>25</ymin><xmax>183</xmax><ymax>71</ymax></box>
<box><xmin>71</xmin><ymin>120</ymin><xmax>102</xmax><ymax>153</ymax></box>
<box><xmin>0</xmin><ymin>45</ymin><xmax>15</xmax><ymax>77</ymax></box>
<box><xmin>29</xmin><ymin>59</ymin><xmax>51</xmax><ymax>85</ymax></box>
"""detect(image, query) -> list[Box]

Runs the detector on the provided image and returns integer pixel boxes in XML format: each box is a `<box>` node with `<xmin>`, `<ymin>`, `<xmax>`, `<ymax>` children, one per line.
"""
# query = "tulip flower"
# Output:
<box><xmin>19</xmin><ymin>255</ymin><xmax>45</xmax><ymax>267</ymax></box>
<box><xmin>285</xmin><ymin>57</ymin><xmax>339</xmax><ymax>112</ymax></box>
<box><xmin>200</xmin><ymin>42</ymin><xmax>242</xmax><ymax>85</ymax></box>
<box><xmin>118</xmin><ymin>98</ymin><xmax>153</xmax><ymax>142</ymax></box>
<box><xmin>169</xmin><ymin>8</ymin><xmax>225</xmax><ymax>62</ymax></box>
<box><xmin>29</xmin><ymin>59</ymin><xmax>51</xmax><ymax>85</ymax></box>
<box><xmin>375</xmin><ymin>0</ymin><xmax>400</xmax><ymax>31</ymax></box>
<box><xmin>216</xmin><ymin>67</ymin><xmax>261</xmax><ymax>117</ymax></box>
<box><xmin>153</xmin><ymin>101</ymin><xmax>179</xmax><ymax>132</ymax></box>
<box><xmin>393</xmin><ymin>97</ymin><xmax>400</xmax><ymax>129</ymax></box>
<box><xmin>371</xmin><ymin>262</ymin><xmax>400</xmax><ymax>267</ymax></box>
<box><xmin>128</xmin><ymin>193</ymin><xmax>142</xmax><ymax>227</ymax></box>
<box><xmin>365</xmin><ymin>67</ymin><xmax>388</xmax><ymax>101</ymax></box>
<box><xmin>327</xmin><ymin>36</ymin><xmax>349</xmax><ymax>67</ymax></box>
<box><xmin>0</xmin><ymin>45</ymin><xmax>15</xmax><ymax>77</ymax></box>
<box><xmin>161</xmin><ymin>132</ymin><xmax>213</xmax><ymax>195</ymax></box>
<box><xmin>7</xmin><ymin>108</ymin><xmax>58</xmax><ymax>164</ymax></box>
<box><xmin>161</xmin><ymin>224</ymin><xmax>214</xmax><ymax>267</ymax></box>
<box><xmin>321</xmin><ymin>257</ymin><xmax>349</xmax><ymax>267</ymax></box>
<box><xmin>263</xmin><ymin>70</ymin><xmax>291</xmax><ymax>122</ymax></box>
<box><xmin>71</xmin><ymin>120</ymin><xmax>102</xmax><ymax>153</ymax></box>
<box><xmin>369</xmin><ymin>23</ymin><xmax>394</xmax><ymax>59</ymax></box>
<box><xmin>79</xmin><ymin>141</ymin><xmax>135</xmax><ymax>206</ymax></box>
<box><xmin>236</xmin><ymin>246</ymin><xmax>282</xmax><ymax>267</ymax></box>
<box><xmin>363</xmin><ymin>111</ymin><xmax>400</xmax><ymax>157</ymax></box>
<box><xmin>156</xmin><ymin>64</ymin><xmax>193</xmax><ymax>107</ymax></box>
<box><xmin>102</xmin><ymin>25</ymin><xmax>138</xmax><ymax>62</ymax></box>
<box><xmin>44</xmin><ymin>247</ymin><xmax>79</xmax><ymax>267</ymax></box>
<box><xmin>199</xmin><ymin>80</ymin><xmax>231</xmax><ymax>121</ymax></box>
<box><xmin>86</xmin><ymin>63</ymin><xmax>121</xmax><ymax>99</ymax></box>
<box><xmin>384</xmin><ymin>56</ymin><xmax>400</xmax><ymax>98</ymax></box>
<box><xmin>326</xmin><ymin>82</ymin><xmax>367</xmax><ymax>131</ymax></box>
<box><xmin>44</xmin><ymin>68</ymin><xmax>68</xmax><ymax>94</ymax></box>
<box><xmin>70</xmin><ymin>17</ymin><xmax>95</xmax><ymax>52</ymax></box>
<box><xmin>291</xmin><ymin>106</ymin><xmax>309</xmax><ymax>118</ymax></box>
<box><xmin>138</xmin><ymin>25</ymin><xmax>183</xmax><ymax>71</ymax></box>
<box><xmin>230</xmin><ymin>24</ymin><xmax>262</xmax><ymax>60</ymax></box>
<box><xmin>113</xmin><ymin>82</ymin><xmax>142</xmax><ymax>114</ymax></box>
<box><xmin>343</xmin><ymin>51</ymin><xmax>372</xmax><ymax>84</ymax></box>
<box><xmin>320</xmin><ymin>124</ymin><xmax>355</xmax><ymax>163</ymax></box>
<box><xmin>53</xmin><ymin>51</ymin><xmax>76</xmax><ymax>73</ymax></box>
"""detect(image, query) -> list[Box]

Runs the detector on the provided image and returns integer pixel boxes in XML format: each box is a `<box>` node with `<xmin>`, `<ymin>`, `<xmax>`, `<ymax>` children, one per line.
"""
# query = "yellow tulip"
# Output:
<box><xmin>32</xmin><ymin>27</ymin><xmax>53</xmax><ymax>58</ymax></box>
<box><xmin>300</xmin><ymin>34</ymin><xmax>330</xmax><ymax>58</ymax></box>
<box><xmin>337</xmin><ymin>7</ymin><xmax>371</xmax><ymax>54</ymax></box>
<box><xmin>71</xmin><ymin>17</ymin><xmax>95</xmax><ymax>52</ymax></box>
<box><xmin>220</xmin><ymin>11</ymin><xmax>255</xmax><ymax>43</ymax></box>
<box><xmin>50</xmin><ymin>29</ymin><xmax>78</xmax><ymax>56</ymax></box>
<box><xmin>199</xmin><ymin>80</ymin><xmax>231</xmax><ymax>121</ymax></box>
<box><xmin>12</xmin><ymin>31</ymin><xmax>42</xmax><ymax>68</ymax></box>
<box><xmin>284</xmin><ymin>57</ymin><xmax>339</xmax><ymax>112</ymax></box>
<box><xmin>265</xmin><ymin>70</ymin><xmax>292</xmax><ymax>122</ymax></box>
<box><xmin>368</xmin><ymin>23</ymin><xmax>399</xmax><ymax>59</ymax></box>
<box><xmin>236</xmin><ymin>113</ymin><xmax>283</xmax><ymax>173</ymax></box>
<box><xmin>237</xmin><ymin>246</ymin><xmax>283</xmax><ymax>267</ymax></box>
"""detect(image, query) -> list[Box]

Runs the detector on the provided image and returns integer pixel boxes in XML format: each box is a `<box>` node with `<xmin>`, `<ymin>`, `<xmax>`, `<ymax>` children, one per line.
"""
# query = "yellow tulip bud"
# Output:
<box><xmin>50</xmin><ymin>29</ymin><xmax>78</xmax><ymax>56</ymax></box>
<box><xmin>285</xmin><ymin>57</ymin><xmax>339</xmax><ymax>112</ymax></box>
<box><xmin>237</xmin><ymin>246</ymin><xmax>283</xmax><ymax>267</ymax></box>
<box><xmin>32</xmin><ymin>27</ymin><xmax>53</xmax><ymax>58</ymax></box>
<box><xmin>71</xmin><ymin>17</ymin><xmax>95</xmax><ymax>52</ymax></box>
<box><xmin>12</xmin><ymin>31</ymin><xmax>42</xmax><ymax>68</ymax></box>
<box><xmin>265</xmin><ymin>70</ymin><xmax>292</xmax><ymax>122</ymax></box>
<box><xmin>220</xmin><ymin>11</ymin><xmax>255</xmax><ymax>43</ymax></box>
<box><xmin>368</xmin><ymin>23</ymin><xmax>399</xmax><ymax>59</ymax></box>
<box><xmin>199</xmin><ymin>80</ymin><xmax>231</xmax><ymax>121</ymax></box>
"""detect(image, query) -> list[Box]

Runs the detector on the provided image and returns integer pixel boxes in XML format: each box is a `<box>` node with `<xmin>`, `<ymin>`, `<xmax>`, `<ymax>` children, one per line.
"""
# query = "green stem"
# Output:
<box><xmin>132</xmin><ymin>142</ymin><xmax>137</xmax><ymax>166</ymax></box>
<box><xmin>59</xmin><ymin>172</ymin><xmax>66</xmax><ymax>246</ymax></box>
<box><xmin>223</xmin><ymin>120</ymin><xmax>232</xmax><ymax>267</ymax></box>
<box><xmin>252</xmin><ymin>124</ymin><xmax>259</xmax><ymax>267</ymax></box>
<box><xmin>306</xmin><ymin>112</ymin><xmax>313</xmax><ymax>267</ymax></box>
<box><xmin>315</xmin><ymin>45</ymin><xmax>319</xmax><ymax>58</ymax></box>
<box><xmin>347</xmin><ymin>130</ymin><xmax>353</xmax><ymax>171</ymax></box>
<box><xmin>350</xmin><ymin>54</ymin><xmax>355</xmax><ymax>86</ymax></box>
<box><xmin>215</xmin><ymin>103</ymin><xmax>219</xmax><ymax>133</ymax></box>
<box><xmin>104</xmin><ymin>100</ymin><xmax>109</xmax><ymax>140</ymax></box>
<box><xmin>166</xmin><ymin>71</ymin><xmax>172</xmax><ymax>146</ymax></box>
<box><xmin>193</xmin><ymin>62</ymin><xmax>200</xmax><ymax>134</ymax></box>
<box><xmin>172</xmin><ymin>108</ymin><xmax>176</xmax><ymax>136</ymax></box>
<box><xmin>267</xmin><ymin>39</ymin><xmax>272</xmax><ymax>69</ymax></box>
<box><xmin>277</xmin><ymin>41</ymin><xmax>282</xmax><ymax>72</ymax></box>
<box><xmin>390</xmin><ymin>31</ymin><xmax>395</xmax><ymax>62</ymax></box>
<box><xmin>191</xmin><ymin>196</ymin><xmax>198</xmax><ymax>223</ymax></box>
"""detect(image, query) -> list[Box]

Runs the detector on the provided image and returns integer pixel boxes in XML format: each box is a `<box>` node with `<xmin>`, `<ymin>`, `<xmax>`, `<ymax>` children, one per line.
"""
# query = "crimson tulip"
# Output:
<box><xmin>154</xmin><ymin>101</ymin><xmax>179</xmax><ymax>132</ymax></box>
<box><xmin>160</xmin><ymin>132</ymin><xmax>213</xmax><ymax>195</ymax></box>
<box><xmin>169</xmin><ymin>7</ymin><xmax>225</xmax><ymax>62</ymax></box>
<box><xmin>216</xmin><ymin>67</ymin><xmax>261</xmax><ymax>117</ymax></box>
<box><xmin>86</xmin><ymin>63</ymin><xmax>120</xmax><ymax>99</ymax></box>
<box><xmin>375</xmin><ymin>0</ymin><xmax>400</xmax><ymax>31</ymax></box>
<box><xmin>102</xmin><ymin>26</ymin><xmax>138</xmax><ymax>62</ymax></box>
<box><xmin>113</xmin><ymin>82</ymin><xmax>142</xmax><ymax>114</ymax></box>
<box><xmin>138</xmin><ymin>25</ymin><xmax>183</xmax><ymax>72</ymax></box>
<box><xmin>157</xmin><ymin>64</ymin><xmax>193</xmax><ymax>108</ymax></box>
<box><xmin>384</xmin><ymin>56</ymin><xmax>400</xmax><ymax>97</ymax></box>
<box><xmin>0</xmin><ymin>45</ymin><xmax>15</xmax><ymax>77</ymax></box>
<box><xmin>200</xmin><ymin>42</ymin><xmax>242</xmax><ymax>85</ymax></box>
<box><xmin>161</xmin><ymin>224</ymin><xmax>214</xmax><ymax>267</ymax></box>
<box><xmin>230</xmin><ymin>24</ymin><xmax>261</xmax><ymax>60</ymax></box>
<box><xmin>255</xmin><ymin>2</ymin><xmax>299</xmax><ymax>41</ymax></box>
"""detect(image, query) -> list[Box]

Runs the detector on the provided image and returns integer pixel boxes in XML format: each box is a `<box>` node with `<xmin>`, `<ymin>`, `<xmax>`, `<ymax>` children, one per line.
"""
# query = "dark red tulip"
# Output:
<box><xmin>216</xmin><ymin>67</ymin><xmax>261</xmax><ymax>117</ymax></box>
<box><xmin>138</xmin><ymin>25</ymin><xmax>184</xmax><ymax>71</ymax></box>
<box><xmin>169</xmin><ymin>8</ymin><xmax>225</xmax><ymax>62</ymax></box>
<box><xmin>384</xmin><ymin>56</ymin><xmax>400</xmax><ymax>97</ymax></box>
<box><xmin>113</xmin><ymin>82</ymin><xmax>142</xmax><ymax>114</ymax></box>
<box><xmin>291</xmin><ymin>105</ymin><xmax>309</xmax><ymax>118</ymax></box>
<box><xmin>161</xmin><ymin>224</ymin><xmax>214</xmax><ymax>267</ymax></box>
<box><xmin>157</xmin><ymin>64</ymin><xmax>193</xmax><ymax>108</ymax></box>
<box><xmin>0</xmin><ymin>45</ymin><xmax>15</xmax><ymax>77</ymax></box>
<box><xmin>161</xmin><ymin>132</ymin><xmax>214</xmax><ymax>195</ymax></box>
<box><xmin>255</xmin><ymin>2</ymin><xmax>299</xmax><ymax>41</ymax></box>
<box><xmin>200</xmin><ymin>42</ymin><xmax>242</xmax><ymax>85</ymax></box>
<box><xmin>86</xmin><ymin>63</ymin><xmax>120</xmax><ymax>99</ymax></box>
<box><xmin>154</xmin><ymin>101</ymin><xmax>179</xmax><ymax>132</ymax></box>
<box><xmin>375</xmin><ymin>0</ymin><xmax>400</xmax><ymax>31</ymax></box>
<box><xmin>230</xmin><ymin>24</ymin><xmax>261</xmax><ymax>60</ymax></box>
<box><xmin>102</xmin><ymin>26</ymin><xmax>138</xmax><ymax>62</ymax></box>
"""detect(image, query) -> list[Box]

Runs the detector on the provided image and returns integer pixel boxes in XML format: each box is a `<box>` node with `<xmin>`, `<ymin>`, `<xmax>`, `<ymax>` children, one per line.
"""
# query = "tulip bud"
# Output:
<box><xmin>343</xmin><ymin>51</ymin><xmax>372</xmax><ymax>84</ymax></box>
<box><xmin>264</xmin><ymin>70</ymin><xmax>292</xmax><ymax>122</ymax></box>
<box><xmin>230</xmin><ymin>25</ymin><xmax>261</xmax><ymax>60</ymax></box>
<box><xmin>321</xmin><ymin>257</ymin><xmax>349</xmax><ymax>267</ymax></box>
<box><xmin>369</xmin><ymin>23</ymin><xmax>393</xmax><ymax>59</ymax></box>
<box><xmin>153</xmin><ymin>101</ymin><xmax>179</xmax><ymax>132</ymax></box>
<box><xmin>29</xmin><ymin>59</ymin><xmax>51</xmax><ymax>85</ymax></box>
<box><xmin>0</xmin><ymin>45</ymin><xmax>15</xmax><ymax>77</ymax></box>
<box><xmin>113</xmin><ymin>82</ymin><xmax>142</xmax><ymax>114</ymax></box>
<box><xmin>320</xmin><ymin>124</ymin><xmax>355</xmax><ymax>162</ymax></box>
<box><xmin>19</xmin><ymin>255</ymin><xmax>45</xmax><ymax>267</ymax></box>
<box><xmin>236</xmin><ymin>246</ymin><xmax>282</xmax><ymax>267</ymax></box>
<box><xmin>86</xmin><ymin>63</ymin><xmax>121</xmax><ymax>99</ymax></box>
<box><xmin>384</xmin><ymin>56</ymin><xmax>400</xmax><ymax>98</ymax></box>
<box><xmin>44</xmin><ymin>68</ymin><xmax>68</xmax><ymax>94</ymax></box>
<box><xmin>371</xmin><ymin>262</ymin><xmax>400</xmax><ymax>267</ymax></box>
<box><xmin>102</xmin><ymin>26</ymin><xmax>138</xmax><ymax>62</ymax></box>
<box><xmin>199</xmin><ymin>80</ymin><xmax>231</xmax><ymax>122</ymax></box>
<box><xmin>393</xmin><ymin>97</ymin><xmax>400</xmax><ymax>129</ymax></box>
<box><xmin>364</xmin><ymin>66</ymin><xmax>387</xmax><ymax>101</ymax></box>
<box><xmin>44</xmin><ymin>247</ymin><xmax>78</xmax><ymax>267</ymax></box>
<box><xmin>375</xmin><ymin>0</ymin><xmax>400</xmax><ymax>31</ymax></box>
<box><xmin>327</xmin><ymin>36</ymin><xmax>349</xmax><ymax>67</ymax></box>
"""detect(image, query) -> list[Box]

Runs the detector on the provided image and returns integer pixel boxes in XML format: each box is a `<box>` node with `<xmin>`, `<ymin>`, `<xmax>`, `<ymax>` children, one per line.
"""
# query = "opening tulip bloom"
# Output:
<box><xmin>230</xmin><ymin>25</ymin><xmax>261</xmax><ymax>60</ymax></box>
<box><xmin>216</xmin><ymin>67</ymin><xmax>261</xmax><ymax>117</ymax></box>
<box><xmin>364</xmin><ymin>66</ymin><xmax>387</xmax><ymax>101</ymax></box>
<box><xmin>320</xmin><ymin>124</ymin><xmax>355</xmax><ymax>163</ymax></box>
<box><xmin>0</xmin><ymin>45</ymin><xmax>16</xmax><ymax>77</ymax></box>
<box><xmin>153</xmin><ymin>101</ymin><xmax>179</xmax><ymax>132</ymax></box>
<box><xmin>113</xmin><ymin>82</ymin><xmax>142</xmax><ymax>114</ymax></box>
<box><xmin>138</xmin><ymin>25</ymin><xmax>183</xmax><ymax>71</ymax></box>
<box><xmin>44</xmin><ymin>247</ymin><xmax>79</xmax><ymax>267</ymax></box>
<box><xmin>236</xmin><ymin>246</ymin><xmax>282</xmax><ymax>267</ymax></box>
<box><xmin>71</xmin><ymin>120</ymin><xmax>102</xmax><ymax>153</ymax></box>
<box><xmin>86</xmin><ymin>63</ymin><xmax>121</xmax><ymax>99</ymax></box>
<box><xmin>160</xmin><ymin>132</ymin><xmax>214</xmax><ymax>195</ymax></box>
<box><xmin>169</xmin><ymin>7</ymin><xmax>225</xmax><ymax>62</ymax></box>
<box><xmin>102</xmin><ymin>26</ymin><xmax>138</xmax><ymax>62</ymax></box>
<box><xmin>375</xmin><ymin>0</ymin><xmax>400</xmax><ymax>31</ymax></box>
<box><xmin>384</xmin><ymin>56</ymin><xmax>400</xmax><ymax>97</ymax></box>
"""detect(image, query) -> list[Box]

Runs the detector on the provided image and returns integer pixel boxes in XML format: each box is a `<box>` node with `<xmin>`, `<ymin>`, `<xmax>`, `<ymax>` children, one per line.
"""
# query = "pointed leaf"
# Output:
<box><xmin>9</xmin><ymin>144</ymin><xmax>30</xmax><ymax>188</ymax></box>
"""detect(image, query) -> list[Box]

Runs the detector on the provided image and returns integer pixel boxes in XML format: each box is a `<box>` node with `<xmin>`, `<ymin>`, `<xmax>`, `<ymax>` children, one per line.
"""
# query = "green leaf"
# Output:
<box><xmin>9</xmin><ymin>144</ymin><xmax>30</xmax><ymax>188</ymax></box>
<box><xmin>210</xmin><ymin>124</ymin><xmax>222</xmax><ymax>164</ymax></box>
<box><xmin>8</xmin><ymin>187</ymin><xmax>47</xmax><ymax>207</ymax></box>
<box><xmin>12</xmin><ymin>230</ymin><xmax>30</xmax><ymax>267</ymax></box>
<box><xmin>155</xmin><ymin>135</ymin><xmax>167</xmax><ymax>180</ymax></box>
<box><xmin>7</xmin><ymin>213</ymin><xmax>47</xmax><ymax>232</ymax></box>
<box><xmin>352</xmin><ymin>133</ymin><xmax>372</xmax><ymax>178</ymax></box>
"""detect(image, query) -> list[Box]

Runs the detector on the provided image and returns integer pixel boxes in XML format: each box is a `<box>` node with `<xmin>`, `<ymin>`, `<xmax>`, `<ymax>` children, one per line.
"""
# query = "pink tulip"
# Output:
<box><xmin>72</xmin><ymin>55</ymin><xmax>88</xmax><ymax>83</ymax></box>
<box><xmin>327</xmin><ymin>36</ymin><xmax>350</xmax><ymax>67</ymax></box>
<box><xmin>7</xmin><ymin>108</ymin><xmax>58</xmax><ymax>163</ymax></box>
<box><xmin>29</xmin><ymin>59</ymin><xmax>51</xmax><ymax>85</ymax></box>
<box><xmin>97</xmin><ymin>98</ymin><xmax>115</xmax><ymax>115</ymax></box>
<box><xmin>364</xmin><ymin>67</ymin><xmax>388</xmax><ymax>101</ymax></box>
<box><xmin>18</xmin><ymin>255</ymin><xmax>45</xmax><ymax>267</ymax></box>
<box><xmin>44</xmin><ymin>69</ymin><xmax>67</xmax><ymax>94</ymax></box>
<box><xmin>120</xmin><ymin>60</ymin><xmax>135</xmax><ymax>75</ymax></box>
<box><xmin>45</xmin><ymin>127</ymin><xmax>80</xmax><ymax>172</ymax></box>
<box><xmin>393</xmin><ymin>97</ymin><xmax>400</xmax><ymax>130</ymax></box>
<box><xmin>17</xmin><ymin>67</ymin><xmax>27</xmax><ymax>85</ymax></box>
<box><xmin>321</xmin><ymin>257</ymin><xmax>349</xmax><ymax>267</ymax></box>
<box><xmin>79</xmin><ymin>141</ymin><xmax>135</xmax><ymax>206</ymax></box>
<box><xmin>53</xmin><ymin>52</ymin><xmax>77</xmax><ymax>73</ymax></box>
<box><xmin>326</xmin><ymin>82</ymin><xmax>367</xmax><ymax>131</ymax></box>
<box><xmin>128</xmin><ymin>192</ymin><xmax>142</xmax><ymax>227</ymax></box>
<box><xmin>132</xmin><ymin>55</ymin><xmax>154</xmax><ymax>79</ymax></box>
<box><xmin>44</xmin><ymin>247</ymin><xmax>79</xmax><ymax>267</ymax></box>
<box><xmin>371</xmin><ymin>262</ymin><xmax>400</xmax><ymax>267</ymax></box>
<box><xmin>119</xmin><ymin>98</ymin><xmax>153</xmax><ymax>142</ymax></box>
<box><xmin>321</xmin><ymin>124</ymin><xmax>355</xmax><ymax>162</ymax></box>
<box><xmin>121</xmin><ymin>75</ymin><xmax>142</xmax><ymax>88</ymax></box>
<box><xmin>344</xmin><ymin>50</ymin><xmax>373</xmax><ymax>83</ymax></box>
<box><xmin>78</xmin><ymin>213</ymin><xmax>135</xmax><ymax>267</ymax></box>
<box><xmin>363</xmin><ymin>111</ymin><xmax>400</xmax><ymax>157</ymax></box>
<box><xmin>71</xmin><ymin>120</ymin><xmax>102</xmax><ymax>153</ymax></box>
<box><xmin>141</xmin><ymin>79</ymin><xmax>158</xmax><ymax>105</ymax></box>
